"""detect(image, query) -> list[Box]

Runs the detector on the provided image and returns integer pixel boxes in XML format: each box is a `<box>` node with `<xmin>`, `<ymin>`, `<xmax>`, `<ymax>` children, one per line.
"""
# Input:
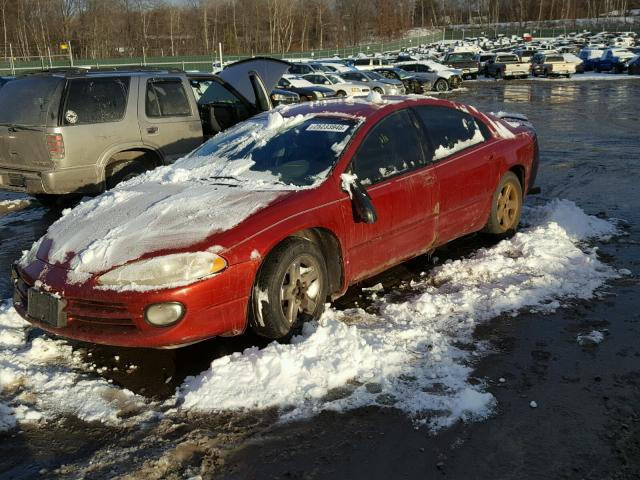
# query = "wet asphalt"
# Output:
<box><xmin>0</xmin><ymin>77</ymin><xmax>639</xmax><ymax>479</ymax></box>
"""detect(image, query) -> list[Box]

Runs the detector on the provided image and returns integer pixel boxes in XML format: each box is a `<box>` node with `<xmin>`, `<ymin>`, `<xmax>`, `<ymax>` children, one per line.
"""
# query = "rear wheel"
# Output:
<box><xmin>249</xmin><ymin>238</ymin><xmax>328</xmax><ymax>339</ymax></box>
<box><xmin>434</xmin><ymin>78</ymin><xmax>449</xmax><ymax>92</ymax></box>
<box><xmin>105</xmin><ymin>159</ymin><xmax>153</xmax><ymax>190</ymax></box>
<box><xmin>373</xmin><ymin>87</ymin><xmax>384</xmax><ymax>94</ymax></box>
<box><xmin>336</xmin><ymin>90</ymin><xmax>347</xmax><ymax>97</ymax></box>
<box><xmin>484</xmin><ymin>171</ymin><xmax>523</xmax><ymax>237</ymax></box>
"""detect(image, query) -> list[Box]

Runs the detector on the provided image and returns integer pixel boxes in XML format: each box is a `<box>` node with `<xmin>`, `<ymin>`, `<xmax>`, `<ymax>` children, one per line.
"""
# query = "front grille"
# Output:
<box><xmin>66</xmin><ymin>298</ymin><xmax>135</xmax><ymax>327</ymax></box>
<box><xmin>13</xmin><ymin>268</ymin><xmax>135</xmax><ymax>329</ymax></box>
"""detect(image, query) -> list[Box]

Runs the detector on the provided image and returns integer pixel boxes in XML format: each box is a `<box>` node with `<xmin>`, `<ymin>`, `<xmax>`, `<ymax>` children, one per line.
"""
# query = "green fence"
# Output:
<box><xmin>0</xmin><ymin>31</ymin><xmax>445</xmax><ymax>75</ymax></box>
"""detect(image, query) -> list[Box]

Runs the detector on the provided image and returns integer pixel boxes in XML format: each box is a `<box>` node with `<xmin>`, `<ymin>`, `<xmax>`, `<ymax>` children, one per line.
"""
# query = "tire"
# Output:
<box><xmin>484</xmin><ymin>171</ymin><xmax>523</xmax><ymax>237</ymax></box>
<box><xmin>495</xmin><ymin>69</ymin><xmax>504</xmax><ymax>79</ymax></box>
<box><xmin>373</xmin><ymin>87</ymin><xmax>384</xmax><ymax>94</ymax></box>
<box><xmin>434</xmin><ymin>78</ymin><xmax>449</xmax><ymax>92</ymax></box>
<box><xmin>471</xmin><ymin>73</ymin><xmax>478</xmax><ymax>80</ymax></box>
<box><xmin>105</xmin><ymin>160</ymin><xmax>152</xmax><ymax>190</ymax></box>
<box><xmin>336</xmin><ymin>90</ymin><xmax>347</xmax><ymax>97</ymax></box>
<box><xmin>249</xmin><ymin>237</ymin><xmax>328</xmax><ymax>339</ymax></box>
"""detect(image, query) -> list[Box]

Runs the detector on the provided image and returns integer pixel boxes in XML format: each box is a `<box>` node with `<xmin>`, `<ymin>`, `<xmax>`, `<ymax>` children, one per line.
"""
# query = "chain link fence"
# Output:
<box><xmin>1</xmin><ymin>23</ymin><xmax>638</xmax><ymax>75</ymax></box>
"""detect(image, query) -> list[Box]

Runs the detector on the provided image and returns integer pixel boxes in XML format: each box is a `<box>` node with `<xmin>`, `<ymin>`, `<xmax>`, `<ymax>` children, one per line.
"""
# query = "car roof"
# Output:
<box><xmin>21</xmin><ymin>68</ymin><xmax>187</xmax><ymax>80</ymax></box>
<box><xmin>276</xmin><ymin>97</ymin><xmax>464</xmax><ymax>120</ymax></box>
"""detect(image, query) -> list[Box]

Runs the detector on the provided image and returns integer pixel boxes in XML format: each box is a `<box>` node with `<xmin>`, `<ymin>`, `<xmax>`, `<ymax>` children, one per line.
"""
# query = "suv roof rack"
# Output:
<box><xmin>23</xmin><ymin>66</ymin><xmax>185</xmax><ymax>76</ymax></box>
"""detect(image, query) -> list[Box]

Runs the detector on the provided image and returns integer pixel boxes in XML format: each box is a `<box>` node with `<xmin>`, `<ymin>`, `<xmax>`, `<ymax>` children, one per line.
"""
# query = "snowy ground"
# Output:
<box><xmin>0</xmin><ymin>199</ymin><xmax>622</xmax><ymax>435</ymax></box>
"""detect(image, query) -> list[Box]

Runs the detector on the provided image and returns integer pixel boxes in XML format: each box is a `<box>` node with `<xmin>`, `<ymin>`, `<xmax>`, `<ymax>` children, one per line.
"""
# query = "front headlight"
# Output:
<box><xmin>97</xmin><ymin>252</ymin><xmax>227</xmax><ymax>288</ymax></box>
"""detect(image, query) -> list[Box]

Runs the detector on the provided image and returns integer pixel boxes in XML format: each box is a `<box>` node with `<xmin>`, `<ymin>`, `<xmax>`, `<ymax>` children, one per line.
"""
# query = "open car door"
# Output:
<box><xmin>217</xmin><ymin>57</ymin><xmax>291</xmax><ymax>113</ymax></box>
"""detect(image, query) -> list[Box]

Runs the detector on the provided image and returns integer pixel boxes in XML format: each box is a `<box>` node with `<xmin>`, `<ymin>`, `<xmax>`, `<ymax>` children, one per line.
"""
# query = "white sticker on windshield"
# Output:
<box><xmin>306</xmin><ymin>123</ymin><xmax>349</xmax><ymax>133</ymax></box>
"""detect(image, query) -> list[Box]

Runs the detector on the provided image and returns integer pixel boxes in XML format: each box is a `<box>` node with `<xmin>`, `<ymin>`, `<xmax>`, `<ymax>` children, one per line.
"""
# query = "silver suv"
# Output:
<box><xmin>0</xmin><ymin>58</ymin><xmax>289</xmax><ymax>201</ymax></box>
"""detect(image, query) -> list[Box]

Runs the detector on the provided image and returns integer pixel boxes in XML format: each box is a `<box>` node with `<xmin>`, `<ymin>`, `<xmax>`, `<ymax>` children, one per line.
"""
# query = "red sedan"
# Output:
<box><xmin>13</xmin><ymin>97</ymin><xmax>539</xmax><ymax>348</ymax></box>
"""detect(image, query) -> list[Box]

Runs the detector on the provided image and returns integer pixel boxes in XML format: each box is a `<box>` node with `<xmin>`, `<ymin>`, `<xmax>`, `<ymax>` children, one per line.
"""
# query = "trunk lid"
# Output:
<box><xmin>218</xmin><ymin>57</ymin><xmax>291</xmax><ymax>112</ymax></box>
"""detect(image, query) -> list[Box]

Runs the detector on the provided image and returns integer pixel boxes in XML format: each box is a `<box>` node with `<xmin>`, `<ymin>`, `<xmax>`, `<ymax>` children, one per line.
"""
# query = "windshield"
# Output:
<box><xmin>392</xmin><ymin>69</ymin><xmax>411</xmax><ymax>79</ymax></box>
<box><xmin>326</xmin><ymin>74</ymin><xmax>343</xmax><ymax>84</ymax></box>
<box><xmin>0</xmin><ymin>75</ymin><xmax>63</xmax><ymax>126</ymax></box>
<box><xmin>366</xmin><ymin>71</ymin><xmax>385</xmax><ymax>81</ymax></box>
<box><xmin>189</xmin><ymin>114</ymin><xmax>360</xmax><ymax>187</ymax></box>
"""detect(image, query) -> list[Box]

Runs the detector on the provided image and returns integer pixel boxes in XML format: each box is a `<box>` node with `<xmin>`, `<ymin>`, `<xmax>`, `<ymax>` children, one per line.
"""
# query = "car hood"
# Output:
<box><xmin>29</xmin><ymin>182</ymin><xmax>287</xmax><ymax>284</ymax></box>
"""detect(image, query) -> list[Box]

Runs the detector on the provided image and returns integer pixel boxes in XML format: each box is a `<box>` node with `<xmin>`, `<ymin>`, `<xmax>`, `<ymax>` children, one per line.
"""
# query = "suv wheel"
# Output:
<box><xmin>105</xmin><ymin>160</ymin><xmax>153</xmax><ymax>190</ymax></box>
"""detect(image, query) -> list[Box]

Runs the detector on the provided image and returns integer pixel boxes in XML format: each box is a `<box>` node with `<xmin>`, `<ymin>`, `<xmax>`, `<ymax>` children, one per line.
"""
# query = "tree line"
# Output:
<box><xmin>1</xmin><ymin>0</ymin><xmax>639</xmax><ymax>60</ymax></box>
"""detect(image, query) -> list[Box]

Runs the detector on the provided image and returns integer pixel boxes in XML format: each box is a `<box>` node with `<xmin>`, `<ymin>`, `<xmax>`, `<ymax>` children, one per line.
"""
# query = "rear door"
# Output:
<box><xmin>342</xmin><ymin>108</ymin><xmax>438</xmax><ymax>282</ymax></box>
<box><xmin>414</xmin><ymin>105</ymin><xmax>496</xmax><ymax>244</ymax></box>
<box><xmin>138</xmin><ymin>76</ymin><xmax>203</xmax><ymax>163</ymax></box>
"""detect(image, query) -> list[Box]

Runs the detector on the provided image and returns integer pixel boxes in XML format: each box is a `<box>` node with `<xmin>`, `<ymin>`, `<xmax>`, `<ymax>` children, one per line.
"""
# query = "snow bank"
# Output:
<box><xmin>178</xmin><ymin>199</ymin><xmax>618</xmax><ymax>430</ymax></box>
<box><xmin>577</xmin><ymin>330</ymin><xmax>605</xmax><ymax>346</ymax></box>
<box><xmin>0</xmin><ymin>302</ymin><xmax>150</xmax><ymax>432</ymax></box>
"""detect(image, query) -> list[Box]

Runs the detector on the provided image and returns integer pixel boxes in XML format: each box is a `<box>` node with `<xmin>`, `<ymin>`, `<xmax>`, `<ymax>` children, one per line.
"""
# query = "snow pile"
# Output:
<box><xmin>0</xmin><ymin>302</ymin><xmax>150</xmax><ymax>432</ymax></box>
<box><xmin>577</xmin><ymin>330</ymin><xmax>605</xmax><ymax>346</ymax></box>
<box><xmin>365</xmin><ymin>90</ymin><xmax>384</xmax><ymax>104</ymax></box>
<box><xmin>178</xmin><ymin>200</ymin><xmax>618</xmax><ymax>429</ymax></box>
<box><xmin>0</xmin><ymin>198</ymin><xmax>30</xmax><ymax>212</ymax></box>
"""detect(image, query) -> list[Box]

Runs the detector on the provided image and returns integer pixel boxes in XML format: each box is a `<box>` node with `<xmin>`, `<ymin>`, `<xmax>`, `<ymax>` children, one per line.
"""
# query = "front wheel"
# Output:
<box><xmin>336</xmin><ymin>90</ymin><xmax>347</xmax><ymax>97</ymax></box>
<box><xmin>434</xmin><ymin>78</ymin><xmax>449</xmax><ymax>92</ymax></box>
<box><xmin>249</xmin><ymin>238</ymin><xmax>328</xmax><ymax>339</ymax></box>
<box><xmin>373</xmin><ymin>87</ymin><xmax>384</xmax><ymax>94</ymax></box>
<box><xmin>484</xmin><ymin>171</ymin><xmax>523</xmax><ymax>237</ymax></box>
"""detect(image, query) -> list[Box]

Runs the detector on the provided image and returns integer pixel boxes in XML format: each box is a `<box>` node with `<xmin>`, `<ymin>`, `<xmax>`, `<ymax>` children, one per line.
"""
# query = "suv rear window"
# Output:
<box><xmin>63</xmin><ymin>77</ymin><xmax>130</xmax><ymax>125</ymax></box>
<box><xmin>0</xmin><ymin>76</ymin><xmax>63</xmax><ymax>126</ymax></box>
<box><xmin>146</xmin><ymin>79</ymin><xmax>191</xmax><ymax>117</ymax></box>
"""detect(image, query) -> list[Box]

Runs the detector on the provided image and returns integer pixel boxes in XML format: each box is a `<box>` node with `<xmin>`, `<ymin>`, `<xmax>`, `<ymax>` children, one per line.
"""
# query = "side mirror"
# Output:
<box><xmin>342</xmin><ymin>174</ymin><xmax>377</xmax><ymax>224</ymax></box>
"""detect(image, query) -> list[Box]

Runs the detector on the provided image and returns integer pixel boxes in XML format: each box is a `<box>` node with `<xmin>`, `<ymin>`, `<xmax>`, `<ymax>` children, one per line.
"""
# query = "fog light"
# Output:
<box><xmin>145</xmin><ymin>302</ymin><xmax>185</xmax><ymax>327</ymax></box>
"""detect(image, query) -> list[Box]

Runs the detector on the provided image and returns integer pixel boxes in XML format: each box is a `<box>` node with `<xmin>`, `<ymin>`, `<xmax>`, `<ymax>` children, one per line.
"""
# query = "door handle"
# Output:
<box><xmin>147</xmin><ymin>126</ymin><xmax>158</xmax><ymax>134</ymax></box>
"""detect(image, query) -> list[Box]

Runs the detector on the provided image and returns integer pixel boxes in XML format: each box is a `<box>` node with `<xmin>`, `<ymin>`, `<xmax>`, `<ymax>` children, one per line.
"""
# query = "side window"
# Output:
<box><xmin>352</xmin><ymin>109</ymin><xmax>426</xmax><ymax>185</ymax></box>
<box><xmin>64</xmin><ymin>77</ymin><xmax>129</xmax><ymax>125</ymax></box>
<box><xmin>415</xmin><ymin>106</ymin><xmax>489</xmax><ymax>161</ymax></box>
<box><xmin>355</xmin><ymin>59</ymin><xmax>370</xmax><ymax>66</ymax></box>
<box><xmin>146</xmin><ymin>79</ymin><xmax>191</xmax><ymax>118</ymax></box>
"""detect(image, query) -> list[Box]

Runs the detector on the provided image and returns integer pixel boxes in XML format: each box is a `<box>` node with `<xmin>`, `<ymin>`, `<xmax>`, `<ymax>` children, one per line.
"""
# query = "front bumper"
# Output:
<box><xmin>13</xmin><ymin>259</ymin><xmax>258</xmax><ymax>348</ymax></box>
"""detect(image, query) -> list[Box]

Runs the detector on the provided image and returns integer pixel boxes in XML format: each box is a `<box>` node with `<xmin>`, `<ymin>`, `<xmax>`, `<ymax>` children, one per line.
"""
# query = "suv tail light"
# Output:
<box><xmin>46</xmin><ymin>134</ymin><xmax>65</xmax><ymax>160</ymax></box>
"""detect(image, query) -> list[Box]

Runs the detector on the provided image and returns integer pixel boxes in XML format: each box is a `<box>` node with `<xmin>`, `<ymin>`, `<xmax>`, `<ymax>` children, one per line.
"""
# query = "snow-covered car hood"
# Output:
<box><xmin>28</xmin><ymin>182</ymin><xmax>285</xmax><ymax>284</ymax></box>
<box><xmin>425</xmin><ymin>61</ymin><xmax>463</xmax><ymax>78</ymax></box>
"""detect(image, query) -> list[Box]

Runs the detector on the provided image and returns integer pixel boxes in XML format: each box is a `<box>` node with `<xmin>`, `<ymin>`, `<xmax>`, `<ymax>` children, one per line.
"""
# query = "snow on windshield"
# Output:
<box><xmin>21</xmin><ymin>111</ymin><xmax>361</xmax><ymax>284</ymax></box>
<box><xmin>2</xmin><ymin>199</ymin><xmax>619</xmax><ymax>433</ymax></box>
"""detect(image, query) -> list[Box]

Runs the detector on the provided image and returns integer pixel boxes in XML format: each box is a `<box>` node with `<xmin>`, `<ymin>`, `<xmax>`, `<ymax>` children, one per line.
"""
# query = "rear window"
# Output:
<box><xmin>498</xmin><ymin>55</ymin><xmax>519</xmax><ymax>62</ymax></box>
<box><xmin>415</xmin><ymin>106</ymin><xmax>489</xmax><ymax>161</ymax></box>
<box><xmin>547</xmin><ymin>56</ymin><xmax>565</xmax><ymax>62</ymax></box>
<box><xmin>0</xmin><ymin>76</ymin><xmax>63</xmax><ymax>126</ymax></box>
<box><xmin>63</xmin><ymin>77</ymin><xmax>130</xmax><ymax>125</ymax></box>
<box><xmin>447</xmin><ymin>53</ymin><xmax>475</xmax><ymax>62</ymax></box>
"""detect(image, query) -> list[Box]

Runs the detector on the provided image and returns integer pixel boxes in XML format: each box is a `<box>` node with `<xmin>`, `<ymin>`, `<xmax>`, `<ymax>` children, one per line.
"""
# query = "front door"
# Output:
<box><xmin>341</xmin><ymin>108</ymin><xmax>439</xmax><ymax>282</ymax></box>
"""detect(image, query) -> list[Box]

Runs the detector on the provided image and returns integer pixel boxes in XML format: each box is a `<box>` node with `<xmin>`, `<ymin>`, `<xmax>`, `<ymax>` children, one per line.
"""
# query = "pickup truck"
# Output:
<box><xmin>485</xmin><ymin>53</ymin><xmax>531</xmax><ymax>79</ymax></box>
<box><xmin>531</xmin><ymin>53</ymin><xmax>576</xmax><ymax>77</ymax></box>
<box><xmin>0</xmin><ymin>58</ymin><xmax>290</xmax><ymax>201</ymax></box>
<box><xmin>441</xmin><ymin>51</ymin><xmax>479</xmax><ymax>79</ymax></box>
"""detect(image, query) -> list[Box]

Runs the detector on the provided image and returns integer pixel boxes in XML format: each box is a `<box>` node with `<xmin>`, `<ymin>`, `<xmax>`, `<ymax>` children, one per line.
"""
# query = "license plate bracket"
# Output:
<box><xmin>27</xmin><ymin>288</ymin><xmax>67</xmax><ymax>328</ymax></box>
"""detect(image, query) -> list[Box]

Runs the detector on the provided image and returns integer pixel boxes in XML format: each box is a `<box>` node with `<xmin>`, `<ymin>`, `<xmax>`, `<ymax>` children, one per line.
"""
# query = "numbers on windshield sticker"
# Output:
<box><xmin>306</xmin><ymin>123</ymin><xmax>350</xmax><ymax>133</ymax></box>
